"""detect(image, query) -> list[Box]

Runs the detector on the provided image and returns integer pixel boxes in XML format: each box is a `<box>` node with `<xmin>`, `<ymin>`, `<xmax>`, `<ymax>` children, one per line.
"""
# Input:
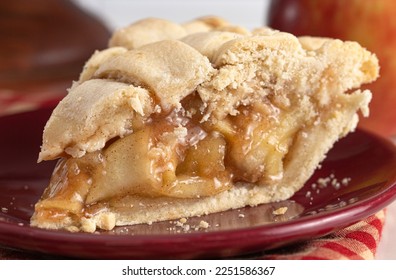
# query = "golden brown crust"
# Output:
<box><xmin>109</xmin><ymin>18</ymin><xmax>187</xmax><ymax>49</ymax></box>
<box><xmin>182</xmin><ymin>15</ymin><xmax>232</xmax><ymax>33</ymax></box>
<box><xmin>95</xmin><ymin>40</ymin><xmax>214</xmax><ymax>110</ymax></box>
<box><xmin>78</xmin><ymin>47</ymin><xmax>128</xmax><ymax>84</ymax></box>
<box><xmin>38</xmin><ymin>79</ymin><xmax>154</xmax><ymax>161</ymax></box>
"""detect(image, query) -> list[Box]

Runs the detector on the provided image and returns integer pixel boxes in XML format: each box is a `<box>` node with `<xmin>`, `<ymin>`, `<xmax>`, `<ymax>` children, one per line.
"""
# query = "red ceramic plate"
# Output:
<box><xmin>1</xmin><ymin>108</ymin><xmax>396</xmax><ymax>259</ymax></box>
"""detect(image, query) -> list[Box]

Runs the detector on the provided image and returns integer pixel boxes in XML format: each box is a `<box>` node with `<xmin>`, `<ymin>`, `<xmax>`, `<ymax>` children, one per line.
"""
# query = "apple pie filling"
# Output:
<box><xmin>34</xmin><ymin>90</ymin><xmax>314</xmax><ymax>220</ymax></box>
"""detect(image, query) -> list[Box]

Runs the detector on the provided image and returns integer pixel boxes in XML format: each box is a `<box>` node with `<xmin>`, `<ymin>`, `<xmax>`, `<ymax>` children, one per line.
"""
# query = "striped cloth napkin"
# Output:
<box><xmin>0</xmin><ymin>89</ymin><xmax>388</xmax><ymax>260</ymax></box>
<box><xmin>259</xmin><ymin>210</ymin><xmax>385</xmax><ymax>260</ymax></box>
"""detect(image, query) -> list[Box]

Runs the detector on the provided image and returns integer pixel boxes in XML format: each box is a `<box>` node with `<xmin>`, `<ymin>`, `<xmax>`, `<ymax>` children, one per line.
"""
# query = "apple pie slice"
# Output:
<box><xmin>30</xmin><ymin>17</ymin><xmax>379</xmax><ymax>232</ymax></box>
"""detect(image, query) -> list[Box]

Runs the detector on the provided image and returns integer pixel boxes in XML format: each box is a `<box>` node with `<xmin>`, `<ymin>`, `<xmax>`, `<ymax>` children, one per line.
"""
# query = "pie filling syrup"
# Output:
<box><xmin>33</xmin><ymin>89</ymin><xmax>317</xmax><ymax>224</ymax></box>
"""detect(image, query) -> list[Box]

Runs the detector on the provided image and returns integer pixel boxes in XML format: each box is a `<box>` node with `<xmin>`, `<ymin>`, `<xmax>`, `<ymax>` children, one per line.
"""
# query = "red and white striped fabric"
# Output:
<box><xmin>260</xmin><ymin>210</ymin><xmax>385</xmax><ymax>260</ymax></box>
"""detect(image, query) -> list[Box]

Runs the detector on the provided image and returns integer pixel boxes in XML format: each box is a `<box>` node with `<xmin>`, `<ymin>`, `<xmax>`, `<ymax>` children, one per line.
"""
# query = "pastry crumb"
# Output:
<box><xmin>81</xmin><ymin>217</ymin><xmax>96</xmax><ymax>233</ymax></box>
<box><xmin>198</xmin><ymin>220</ymin><xmax>209</xmax><ymax>229</ymax></box>
<box><xmin>341</xmin><ymin>177</ymin><xmax>351</xmax><ymax>186</ymax></box>
<box><xmin>167</xmin><ymin>218</ymin><xmax>209</xmax><ymax>233</ymax></box>
<box><xmin>314</xmin><ymin>173</ymin><xmax>351</xmax><ymax>191</ymax></box>
<box><xmin>97</xmin><ymin>213</ymin><xmax>116</xmax><ymax>231</ymax></box>
<box><xmin>272</xmin><ymin>207</ymin><xmax>288</xmax><ymax>215</ymax></box>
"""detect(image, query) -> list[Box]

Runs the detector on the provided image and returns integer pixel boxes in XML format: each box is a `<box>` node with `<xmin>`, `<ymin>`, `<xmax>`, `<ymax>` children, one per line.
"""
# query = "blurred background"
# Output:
<box><xmin>72</xmin><ymin>0</ymin><xmax>270</xmax><ymax>31</ymax></box>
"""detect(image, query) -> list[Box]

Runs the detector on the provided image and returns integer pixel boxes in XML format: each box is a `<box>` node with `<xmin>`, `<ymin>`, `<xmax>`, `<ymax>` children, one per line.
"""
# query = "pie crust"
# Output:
<box><xmin>30</xmin><ymin>16</ymin><xmax>379</xmax><ymax>232</ymax></box>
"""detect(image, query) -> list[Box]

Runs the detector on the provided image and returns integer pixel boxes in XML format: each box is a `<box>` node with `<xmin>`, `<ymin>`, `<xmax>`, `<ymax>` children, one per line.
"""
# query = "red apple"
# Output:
<box><xmin>268</xmin><ymin>0</ymin><xmax>396</xmax><ymax>138</ymax></box>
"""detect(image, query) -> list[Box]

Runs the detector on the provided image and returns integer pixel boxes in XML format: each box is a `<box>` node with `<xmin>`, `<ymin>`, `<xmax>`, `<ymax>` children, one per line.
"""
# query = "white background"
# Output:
<box><xmin>70</xmin><ymin>0</ymin><xmax>396</xmax><ymax>260</ymax></box>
